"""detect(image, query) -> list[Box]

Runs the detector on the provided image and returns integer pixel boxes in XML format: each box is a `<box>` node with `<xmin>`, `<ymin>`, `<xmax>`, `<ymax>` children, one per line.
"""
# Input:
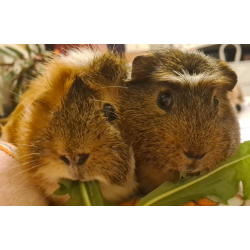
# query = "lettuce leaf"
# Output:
<box><xmin>136</xmin><ymin>141</ymin><xmax>250</xmax><ymax>206</ymax></box>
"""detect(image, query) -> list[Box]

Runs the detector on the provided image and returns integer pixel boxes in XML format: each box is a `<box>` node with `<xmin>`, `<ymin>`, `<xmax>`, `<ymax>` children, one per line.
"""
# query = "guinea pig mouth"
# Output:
<box><xmin>68</xmin><ymin>166</ymin><xmax>83</xmax><ymax>181</ymax></box>
<box><xmin>68</xmin><ymin>168</ymin><xmax>80</xmax><ymax>180</ymax></box>
<box><xmin>70</xmin><ymin>169</ymin><xmax>107</xmax><ymax>184</ymax></box>
<box><xmin>186</xmin><ymin>163</ymin><xmax>199</xmax><ymax>172</ymax></box>
<box><xmin>183</xmin><ymin>162</ymin><xmax>211</xmax><ymax>173</ymax></box>
<box><xmin>183</xmin><ymin>161</ymin><xmax>203</xmax><ymax>173</ymax></box>
<box><xmin>69</xmin><ymin>172</ymin><xmax>91</xmax><ymax>182</ymax></box>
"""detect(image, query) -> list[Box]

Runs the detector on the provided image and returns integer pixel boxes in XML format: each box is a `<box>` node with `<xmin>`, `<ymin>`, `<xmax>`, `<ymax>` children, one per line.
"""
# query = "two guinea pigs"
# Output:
<box><xmin>1</xmin><ymin>48</ymin><xmax>241</xmax><ymax>205</ymax></box>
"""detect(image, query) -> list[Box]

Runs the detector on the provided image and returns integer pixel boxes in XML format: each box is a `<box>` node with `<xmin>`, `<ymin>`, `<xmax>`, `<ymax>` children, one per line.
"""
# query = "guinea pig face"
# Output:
<box><xmin>122</xmin><ymin>49</ymin><xmax>241</xmax><ymax>193</ymax></box>
<box><xmin>18</xmin><ymin>76</ymin><xmax>133</xmax><ymax>188</ymax></box>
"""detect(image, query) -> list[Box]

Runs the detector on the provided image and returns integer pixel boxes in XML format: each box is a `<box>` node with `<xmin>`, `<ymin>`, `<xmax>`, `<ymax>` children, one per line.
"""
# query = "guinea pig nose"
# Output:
<box><xmin>60</xmin><ymin>156</ymin><xmax>70</xmax><ymax>165</ymax></box>
<box><xmin>184</xmin><ymin>151</ymin><xmax>206</xmax><ymax>160</ymax></box>
<box><xmin>77</xmin><ymin>154</ymin><xmax>90</xmax><ymax>166</ymax></box>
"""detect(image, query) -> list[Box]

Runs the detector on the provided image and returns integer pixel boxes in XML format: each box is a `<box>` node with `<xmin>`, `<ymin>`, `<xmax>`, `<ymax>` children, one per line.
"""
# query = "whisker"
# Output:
<box><xmin>7</xmin><ymin>159</ymin><xmax>38</xmax><ymax>170</ymax></box>
<box><xmin>99</xmin><ymin>86</ymin><xmax>128</xmax><ymax>89</ymax></box>
<box><xmin>37</xmin><ymin>176</ymin><xmax>48</xmax><ymax>190</ymax></box>
<box><xmin>89</xmin><ymin>98</ymin><xmax>115</xmax><ymax>104</ymax></box>
<box><xmin>17</xmin><ymin>152</ymin><xmax>41</xmax><ymax>158</ymax></box>
<box><xmin>7</xmin><ymin>90</ymin><xmax>33</xmax><ymax>103</ymax></box>
<box><xmin>10</xmin><ymin>163</ymin><xmax>43</xmax><ymax>179</ymax></box>
<box><xmin>12</xmin><ymin>143</ymin><xmax>37</xmax><ymax>148</ymax></box>
<box><xmin>1</xmin><ymin>164</ymin><xmax>27</xmax><ymax>174</ymax></box>
<box><xmin>1</xmin><ymin>160</ymin><xmax>41</xmax><ymax>176</ymax></box>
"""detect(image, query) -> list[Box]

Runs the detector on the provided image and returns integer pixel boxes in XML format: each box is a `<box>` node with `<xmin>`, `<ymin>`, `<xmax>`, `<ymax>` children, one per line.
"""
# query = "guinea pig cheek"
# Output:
<box><xmin>82</xmin><ymin>145</ymin><xmax>132</xmax><ymax>186</ymax></box>
<box><xmin>36</xmin><ymin>158</ymin><xmax>75</xmax><ymax>183</ymax></box>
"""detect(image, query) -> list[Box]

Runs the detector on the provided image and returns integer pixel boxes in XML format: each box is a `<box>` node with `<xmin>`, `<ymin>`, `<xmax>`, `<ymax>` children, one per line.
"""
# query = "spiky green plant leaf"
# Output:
<box><xmin>26</xmin><ymin>44</ymin><xmax>32</xmax><ymax>58</ymax></box>
<box><xmin>0</xmin><ymin>48</ymin><xmax>16</xmax><ymax>59</ymax></box>
<box><xmin>35</xmin><ymin>44</ymin><xmax>42</xmax><ymax>54</ymax></box>
<box><xmin>5</xmin><ymin>46</ymin><xmax>24</xmax><ymax>59</ymax></box>
<box><xmin>3</xmin><ymin>71</ymin><xmax>15</xmax><ymax>82</ymax></box>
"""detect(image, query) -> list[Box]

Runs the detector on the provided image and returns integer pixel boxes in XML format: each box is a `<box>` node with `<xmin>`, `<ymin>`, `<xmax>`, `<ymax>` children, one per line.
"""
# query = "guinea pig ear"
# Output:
<box><xmin>131</xmin><ymin>55</ymin><xmax>156</xmax><ymax>81</ymax></box>
<box><xmin>218</xmin><ymin>61</ymin><xmax>238</xmax><ymax>91</ymax></box>
<box><xmin>67</xmin><ymin>77</ymin><xmax>86</xmax><ymax>96</ymax></box>
<box><xmin>91</xmin><ymin>53</ymin><xmax>128</xmax><ymax>86</ymax></box>
<box><xmin>66</xmin><ymin>77</ymin><xmax>95</xmax><ymax>102</ymax></box>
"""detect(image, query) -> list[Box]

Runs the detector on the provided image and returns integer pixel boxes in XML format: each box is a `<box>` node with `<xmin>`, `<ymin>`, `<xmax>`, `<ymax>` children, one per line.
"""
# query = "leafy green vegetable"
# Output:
<box><xmin>0</xmin><ymin>44</ymin><xmax>52</xmax><ymax>118</ymax></box>
<box><xmin>3</xmin><ymin>71</ymin><xmax>15</xmax><ymax>82</ymax></box>
<box><xmin>80</xmin><ymin>181</ymin><xmax>113</xmax><ymax>206</ymax></box>
<box><xmin>54</xmin><ymin>141</ymin><xmax>250</xmax><ymax>206</ymax></box>
<box><xmin>0</xmin><ymin>48</ymin><xmax>16</xmax><ymax>59</ymax></box>
<box><xmin>54</xmin><ymin>179</ymin><xmax>113</xmax><ymax>206</ymax></box>
<box><xmin>5</xmin><ymin>46</ymin><xmax>24</xmax><ymax>59</ymax></box>
<box><xmin>35</xmin><ymin>44</ymin><xmax>42</xmax><ymax>54</ymax></box>
<box><xmin>26</xmin><ymin>44</ymin><xmax>32</xmax><ymax>58</ymax></box>
<box><xmin>136</xmin><ymin>141</ymin><xmax>250</xmax><ymax>206</ymax></box>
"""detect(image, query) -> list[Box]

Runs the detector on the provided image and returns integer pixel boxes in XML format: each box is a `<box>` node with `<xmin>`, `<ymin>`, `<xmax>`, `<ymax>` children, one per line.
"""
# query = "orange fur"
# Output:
<box><xmin>228</xmin><ymin>83</ymin><xmax>244</xmax><ymax>113</ymax></box>
<box><xmin>1</xmin><ymin>48</ymin><xmax>137</xmax><ymax>205</ymax></box>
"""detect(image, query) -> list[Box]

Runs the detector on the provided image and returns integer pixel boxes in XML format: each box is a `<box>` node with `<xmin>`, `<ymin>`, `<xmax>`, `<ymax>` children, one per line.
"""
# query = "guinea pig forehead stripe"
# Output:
<box><xmin>156</xmin><ymin>72</ymin><xmax>220</xmax><ymax>86</ymax></box>
<box><xmin>59</xmin><ymin>48</ymin><xmax>99</xmax><ymax>67</ymax></box>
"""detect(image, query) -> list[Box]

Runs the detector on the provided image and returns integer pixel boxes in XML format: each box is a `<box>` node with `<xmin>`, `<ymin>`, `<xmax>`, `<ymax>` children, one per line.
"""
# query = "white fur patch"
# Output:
<box><xmin>59</xmin><ymin>47</ymin><xmax>101</xmax><ymax>67</ymax></box>
<box><xmin>159</xmin><ymin>71</ymin><xmax>217</xmax><ymax>85</ymax></box>
<box><xmin>99</xmin><ymin>147</ymin><xmax>137</xmax><ymax>203</ymax></box>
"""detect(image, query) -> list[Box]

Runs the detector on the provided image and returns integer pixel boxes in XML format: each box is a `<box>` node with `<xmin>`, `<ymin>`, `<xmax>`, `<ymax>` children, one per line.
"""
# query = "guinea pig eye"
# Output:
<box><xmin>102</xmin><ymin>103</ymin><xmax>117</xmax><ymax>122</ymax></box>
<box><xmin>158</xmin><ymin>92</ymin><xmax>172</xmax><ymax>111</ymax></box>
<box><xmin>213</xmin><ymin>97</ymin><xmax>219</xmax><ymax>108</ymax></box>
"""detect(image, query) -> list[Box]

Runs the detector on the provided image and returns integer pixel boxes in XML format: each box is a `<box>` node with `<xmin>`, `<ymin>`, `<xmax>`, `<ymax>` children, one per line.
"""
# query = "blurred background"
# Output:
<box><xmin>0</xmin><ymin>44</ymin><xmax>250</xmax><ymax>141</ymax></box>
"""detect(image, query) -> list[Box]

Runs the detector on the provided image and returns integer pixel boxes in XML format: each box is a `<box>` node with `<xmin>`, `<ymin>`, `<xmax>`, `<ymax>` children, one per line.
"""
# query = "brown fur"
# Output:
<box><xmin>120</xmin><ymin>49</ymin><xmax>240</xmax><ymax>194</ymax></box>
<box><xmin>1</xmin><ymin>49</ymin><xmax>137</xmax><ymax>205</ymax></box>
<box><xmin>228</xmin><ymin>83</ymin><xmax>244</xmax><ymax>113</ymax></box>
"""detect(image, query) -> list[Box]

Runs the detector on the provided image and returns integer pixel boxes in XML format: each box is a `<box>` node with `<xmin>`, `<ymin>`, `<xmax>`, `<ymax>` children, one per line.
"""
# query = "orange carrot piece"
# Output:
<box><xmin>184</xmin><ymin>201</ymin><xmax>198</xmax><ymax>206</ymax></box>
<box><xmin>197</xmin><ymin>198</ymin><xmax>218</xmax><ymax>206</ymax></box>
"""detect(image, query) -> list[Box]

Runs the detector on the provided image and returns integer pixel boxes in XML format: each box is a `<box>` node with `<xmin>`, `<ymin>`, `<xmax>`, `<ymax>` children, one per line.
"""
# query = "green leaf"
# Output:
<box><xmin>53</xmin><ymin>179</ymin><xmax>74</xmax><ymax>196</ymax></box>
<box><xmin>35</xmin><ymin>44</ymin><xmax>42</xmax><ymax>54</ymax></box>
<box><xmin>53</xmin><ymin>184</ymin><xmax>69</xmax><ymax>196</ymax></box>
<box><xmin>3</xmin><ymin>71</ymin><xmax>15</xmax><ymax>82</ymax></box>
<box><xmin>23</xmin><ymin>60</ymin><xmax>34</xmax><ymax>68</ymax></box>
<box><xmin>0</xmin><ymin>48</ymin><xmax>16</xmax><ymax>59</ymax></box>
<box><xmin>26</xmin><ymin>44</ymin><xmax>32</xmax><ymax>58</ymax></box>
<box><xmin>54</xmin><ymin>179</ymin><xmax>113</xmax><ymax>206</ymax></box>
<box><xmin>5</xmin><ymin>46</ymin><xmax>24</xmax><ymax>59</ymax></box>
<box><xmin>66</xmin><ymin>184</ymin><xmax>85</xmax><ymax>206</ymax></box>
<box><xmin>136</xmin><ymin>141</ymin><xmax>250</xmax><ymax>206</ymax></box>
<box><xmin>80</xmin><ymin>181</ymin><xmax>113</xmax><ymax>206</ymax></box>
<box><xmin>25</xmin><ymin>44</ymin><xmax>38</xmax><ymax>57</ymax></box>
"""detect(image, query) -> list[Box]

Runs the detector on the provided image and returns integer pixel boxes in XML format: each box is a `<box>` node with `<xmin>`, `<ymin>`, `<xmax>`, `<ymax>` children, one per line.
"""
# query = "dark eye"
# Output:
<box><xmin>213</xmin><ymin>97</ymin><xmax>219</xmax><ymax>107</ymax></box>
<box><xmin>236</xmin><ymin>104</ymin><xmax>241</xmax><ymax>112</ymax></box>
<box><xmin>158</xmin><ymin>92</ymin><xmax>173</xmax><ymax>111</ymax></box>
<box><xmin>103</xmin><ymin>103</ymin><xmax>117</xmax><ymax>122</ymax></box>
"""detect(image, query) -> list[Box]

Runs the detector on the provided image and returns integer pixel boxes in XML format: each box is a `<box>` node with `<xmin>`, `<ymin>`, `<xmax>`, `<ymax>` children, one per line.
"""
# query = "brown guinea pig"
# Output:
<box><xmin>1</xmin><ymin>48</ymin><xmax>137</xmax><ymax>205</ymax></box>
<box><xmin>120</xmin><ymin>48</ymin><xmax>241</xmax><ymax>194</ymax></box>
